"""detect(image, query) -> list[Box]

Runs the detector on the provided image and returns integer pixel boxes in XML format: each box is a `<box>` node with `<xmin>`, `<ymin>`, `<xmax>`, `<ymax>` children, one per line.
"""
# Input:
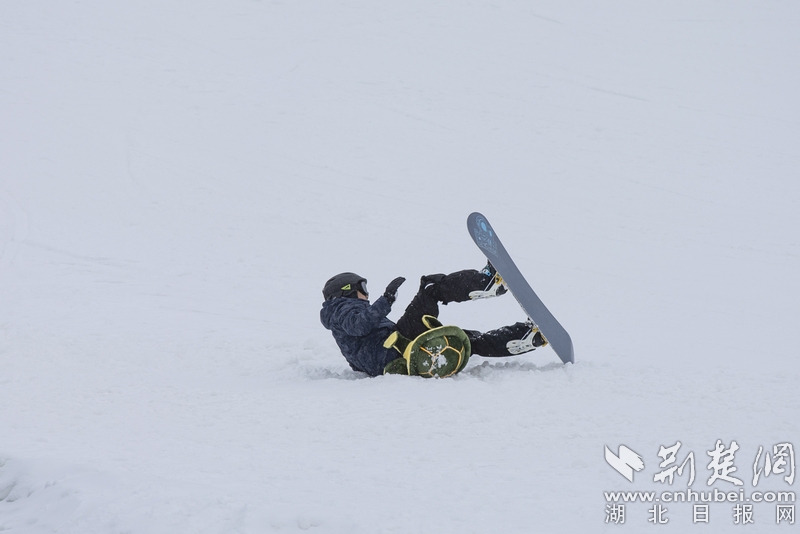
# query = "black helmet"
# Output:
<box><xmin>323</xmin><ymin>272</ymin><xmax>369</xmax><ymax>301</ymax></box>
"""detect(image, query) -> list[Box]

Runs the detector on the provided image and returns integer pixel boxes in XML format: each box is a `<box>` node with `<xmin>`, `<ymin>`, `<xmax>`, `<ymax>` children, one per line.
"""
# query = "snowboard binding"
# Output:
<box><xmin>469</xmin><ymin>261</ymin><xmax>508</xmax><ymax>300</ymax></box>
<box><xmin>506</xmin><ymin>320</ymin><xmax>548</xmax><ymax>355</ymax></box>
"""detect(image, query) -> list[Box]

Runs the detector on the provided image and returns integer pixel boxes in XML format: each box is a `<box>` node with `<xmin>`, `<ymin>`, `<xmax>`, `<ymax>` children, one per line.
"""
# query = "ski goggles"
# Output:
<box><xmin>338</xmin><ymin>279</ymin><xmax>368</xmax><ymax>298</ymax></box>
<box><xmin>355</xmin><ymin>279</ymin><xmax>368</xmax><ymax>297</ymax></box>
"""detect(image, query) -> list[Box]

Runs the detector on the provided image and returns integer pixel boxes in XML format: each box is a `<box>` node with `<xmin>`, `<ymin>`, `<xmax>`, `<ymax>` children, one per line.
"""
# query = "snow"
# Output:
<box><xmin>1</xmin><ymin>1</ymin><xmax>799</xmax><ymax>532</ymax></box>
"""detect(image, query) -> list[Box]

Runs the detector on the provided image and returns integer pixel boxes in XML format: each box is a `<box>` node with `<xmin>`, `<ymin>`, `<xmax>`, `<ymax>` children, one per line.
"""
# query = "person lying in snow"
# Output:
<box><xmin>319</xmin><ymin>263</ymin><xmax>546</xmax><ymax>377</ymax></box>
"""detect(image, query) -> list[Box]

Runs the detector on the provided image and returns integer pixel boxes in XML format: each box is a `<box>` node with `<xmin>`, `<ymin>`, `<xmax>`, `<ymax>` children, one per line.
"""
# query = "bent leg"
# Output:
<box><xmin>426</xmin><ymin>269</ymin><xmax>491</xmax><ymax>304</ymax></box>
<box><xmin>395</xmin><ymin>269</ymin><xmax>491</xmax><ymax>340</ymax></box>
<box><xmin>395</xmin><ymin>287</ymin><xmax>440</xmax><ymax>340</ymax></box>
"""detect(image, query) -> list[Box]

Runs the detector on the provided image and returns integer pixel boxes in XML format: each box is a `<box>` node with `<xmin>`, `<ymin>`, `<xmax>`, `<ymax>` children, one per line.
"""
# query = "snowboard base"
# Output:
<box><xmin>467</xmin><ymin>212</ymin><xmax>574</xmax><ymax>364</ymax></box>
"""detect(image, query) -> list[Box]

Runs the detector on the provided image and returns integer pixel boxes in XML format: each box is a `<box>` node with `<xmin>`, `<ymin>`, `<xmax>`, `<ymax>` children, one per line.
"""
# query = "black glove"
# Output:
<box><xmin>383</xmin><ymin>277</ymin><xmax>406</xmax><ymax>305</ymax></box>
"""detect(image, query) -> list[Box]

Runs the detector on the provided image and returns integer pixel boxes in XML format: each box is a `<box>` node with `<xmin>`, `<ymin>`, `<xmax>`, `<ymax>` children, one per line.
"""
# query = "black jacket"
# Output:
<box><xmin>320</xmin><ymin>295</ymin><xmax>399</xmax><ymax>376</ymax></box>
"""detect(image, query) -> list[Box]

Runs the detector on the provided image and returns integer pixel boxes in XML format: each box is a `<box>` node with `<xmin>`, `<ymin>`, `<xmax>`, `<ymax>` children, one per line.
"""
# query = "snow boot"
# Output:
<box><xmin>469</xmin><ymin>261</ymin><xmax>508</xmax><ymax>300</ymax></box>
<box><xmin>506</xmin><ymin>320</ymin><xmax>548</xmax><ymax>354</ymax></box>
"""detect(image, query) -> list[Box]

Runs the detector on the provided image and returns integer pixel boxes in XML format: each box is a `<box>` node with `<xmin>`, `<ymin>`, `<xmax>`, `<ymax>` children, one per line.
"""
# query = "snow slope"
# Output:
<box><xmin>1</xmin><ymin>1</ymin><xmax>799</xmax><ymax>532</ymax></box>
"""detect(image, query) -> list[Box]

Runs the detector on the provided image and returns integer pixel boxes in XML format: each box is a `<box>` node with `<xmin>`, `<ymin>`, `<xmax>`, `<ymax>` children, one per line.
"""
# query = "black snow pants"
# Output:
<box><xmin>394</xmin><ymin>269</ymin><xmax>529</xmax><ymax>357</ymax></box>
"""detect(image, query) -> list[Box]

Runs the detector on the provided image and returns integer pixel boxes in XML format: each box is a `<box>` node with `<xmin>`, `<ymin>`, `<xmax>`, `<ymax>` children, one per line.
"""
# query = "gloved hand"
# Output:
<box><xmin>383</xmin><ymin>277</ymin><xmax>406</xmax><ymax>305</ymax></box>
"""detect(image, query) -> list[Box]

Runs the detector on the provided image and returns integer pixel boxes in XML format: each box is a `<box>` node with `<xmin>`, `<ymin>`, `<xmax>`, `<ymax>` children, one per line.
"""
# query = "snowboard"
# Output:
<box><xmin>467</xmin><ymin>212</ymin><xmax>574</xmax><ymax>364</ymax></box>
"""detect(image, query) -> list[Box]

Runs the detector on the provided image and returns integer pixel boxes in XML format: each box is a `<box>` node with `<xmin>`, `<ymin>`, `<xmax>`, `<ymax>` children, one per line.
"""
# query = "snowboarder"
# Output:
<box><xmin>320</xmin><ymin>263</ymin><xmax>546</xmax><ymax>376</ymax></box>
